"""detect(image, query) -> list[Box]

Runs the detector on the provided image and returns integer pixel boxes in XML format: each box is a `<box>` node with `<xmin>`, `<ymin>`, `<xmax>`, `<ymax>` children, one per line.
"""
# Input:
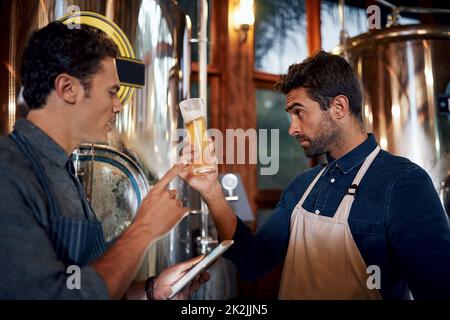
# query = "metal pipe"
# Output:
<box><xmin>199</xmin><ymin>0</ymin><xmax>208</xmax><ymax>109</ymax></box>
<box><xmin>198</xmin><ymin>0</ymin><xmax>210</xmax><ymax>254</ymax></box>
<box><xmin>338</xmin><ymin>0</ymin><xmax>348</xmax><ymax>58</ymax></box>
<box><xmin>376</xmin><ymin>0</ymin><xmax>450</xmax><ymax>14</ymax></box>
<box><xmin>395</xmin><ymin>6</ymin><xmax>450</xmax><ymax>15</ymax></box>
<box><xmin>184</xmin><ymin>14</ymin><xmax>192</xmax><ymax>100</ymax></box>
<box><xmin>338</xmin><ymin>0</ymin><xmax>346</xmax><ymax>44</ymax></box>
<box><xmin>375</xmin><ymin>0</ymin><xmax>450</xmax><ymax>27</ymax></box>
<box><xmin>200</xmin><ymin>201</ymin><xmax>209</xmax><ymax>254</ymax></box>
<box><xmin>375</xmin><ymin>0</ymin><xmax>396</xmax><ymax>9</ymax></box>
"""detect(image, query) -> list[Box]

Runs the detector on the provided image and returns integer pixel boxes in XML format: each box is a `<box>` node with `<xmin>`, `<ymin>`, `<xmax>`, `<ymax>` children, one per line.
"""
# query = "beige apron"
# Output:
<box><xmin>279</xmin><ymin>146</ymin><xmax>382</xmax><ymax>300</ymax></box>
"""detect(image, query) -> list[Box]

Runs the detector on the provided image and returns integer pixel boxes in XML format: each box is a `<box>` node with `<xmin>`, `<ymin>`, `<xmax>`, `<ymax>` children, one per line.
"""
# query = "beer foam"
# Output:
<box><xmin>180</xmin><ymin>109</ymin><xmax>204</xmax><ymax>123</ymax></box>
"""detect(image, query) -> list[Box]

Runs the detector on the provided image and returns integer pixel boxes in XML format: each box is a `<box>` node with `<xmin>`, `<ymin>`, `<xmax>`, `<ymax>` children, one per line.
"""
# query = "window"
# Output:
<box><xmin>397</xmin><ymin>16</ymin><xmax>420</xmax><ymax>25</ymax></box>
<box><xmin>253</xmin><ymin>0</ymin><xmax>313</xmax><ymax>215</ymax></box>
<box><xmin>256</xmin><ymin>89</ymin><xmax>309</xmax><ymax>190</ymax></box>
<box><xmin>320</xmin><ymin>0</ymin><xmax>368</xmax><ymax>52</ymax></box>
<box><xmin>320</xmin><ymin>1</ymin><xmax>421</xmax><ymax>52</ymax></box>
<box><xmin>254</xmin><ymin>0</ymin><xmax>307</xmax><ymax>74</ymax></box>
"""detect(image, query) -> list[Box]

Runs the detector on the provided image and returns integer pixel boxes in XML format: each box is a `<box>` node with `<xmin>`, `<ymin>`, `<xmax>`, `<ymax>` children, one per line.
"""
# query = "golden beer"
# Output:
<box><xmin>180</xmin><ymin>98</ymin><xmax>216</xmax><ymax>175</ymax></box>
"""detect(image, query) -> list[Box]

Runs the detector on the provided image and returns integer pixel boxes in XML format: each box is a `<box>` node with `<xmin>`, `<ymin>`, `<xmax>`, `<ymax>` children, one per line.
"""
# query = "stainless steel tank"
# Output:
<box><xmin>0</xmin><ymin>0</ymin><xmax>193</xmax><ymax>280</ymax></box>
<box><xmin>337</xmin><ymin>25</ymin><xmax>450</xmax><ymax>215</ymax></box>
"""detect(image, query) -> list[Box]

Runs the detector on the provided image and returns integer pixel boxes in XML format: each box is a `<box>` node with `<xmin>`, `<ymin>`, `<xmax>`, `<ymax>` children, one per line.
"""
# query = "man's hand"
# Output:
<box><xmin>152</xmin><ymin>255</ymin><xmax>211</xmax><ymax>300</ymax></box>
<box><xmin>179</xmin><ymin>139</ymin><xmax>237</xmax><ymax>242</ymax></box>
<box><xmin>91</xmin><ymin>163</ymin><xmax>194</xmax><ymax>300</ymax></box>
<box><xmin>178</xmin><ymin>140</ymin><xmax>222</xmax><ymax>201</ymax></box>
<box><xmin>133</xmin><ymin>163</ymin><xmax>190</xmax><ymax>241</ymax></box>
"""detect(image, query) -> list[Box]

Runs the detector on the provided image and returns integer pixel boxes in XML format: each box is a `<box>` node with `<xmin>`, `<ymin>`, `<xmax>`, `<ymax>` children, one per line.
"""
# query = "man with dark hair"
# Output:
<box><xmin>20</xmin><ymin>22</ymin><xmax>119</xmax><ymax>110</ymax></box>
<box><xmin>179</xmin><ymin>50</ymin><xmax>450</xmax><ymax>299</ymax></box>
<box><xmin>0</xmin><ymin>22</ymin><xmax>209</xmax><ymax>299</ymax></box>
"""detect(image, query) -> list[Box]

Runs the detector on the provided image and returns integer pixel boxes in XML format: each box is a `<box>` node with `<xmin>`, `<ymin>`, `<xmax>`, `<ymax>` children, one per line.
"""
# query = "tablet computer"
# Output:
<box><xmin>168</xmin><ymin>240</ymin><xmax>234</xmax><ymax>299</ymax></box>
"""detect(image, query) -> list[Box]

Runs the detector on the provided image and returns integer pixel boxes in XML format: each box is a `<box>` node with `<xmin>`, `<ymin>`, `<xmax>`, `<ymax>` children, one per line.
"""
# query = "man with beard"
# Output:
<box><xmin>178</xmin><ymin>51</ymin><xmax>450</xmax><ymax>299</ymax></box>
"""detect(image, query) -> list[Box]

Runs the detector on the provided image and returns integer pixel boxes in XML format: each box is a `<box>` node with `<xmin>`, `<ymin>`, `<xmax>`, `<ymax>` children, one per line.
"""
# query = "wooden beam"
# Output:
<box><xmin>253</xmin><ymin>71</ymin><xmax>280</xmax><ymax>89</ymax></box>
<box><xmin>191</xmin><ymin>62</ymin><xmax>221</xmax><ymax>76</ymax></box>
<box><xmin>211</xmin><ymin>0</ymin><xmax>257</xmax><ymax>215</ymax></box>
<box><xmin>305</xmin><ymin>0</ymin><xmax>322</xmax><ymax>167</ymax></box>
<box><xmin>306</xmin><ymin>0</ymin><xmax>322</xmax><ymax>56</ymax></box>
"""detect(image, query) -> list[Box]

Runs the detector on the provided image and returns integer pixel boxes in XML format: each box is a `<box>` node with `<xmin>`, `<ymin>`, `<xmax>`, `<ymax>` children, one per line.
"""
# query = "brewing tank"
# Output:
<box><xmin>337</xmin><ymin>24</ymin><xmax>450</xmax><ymax>215</ymax></box>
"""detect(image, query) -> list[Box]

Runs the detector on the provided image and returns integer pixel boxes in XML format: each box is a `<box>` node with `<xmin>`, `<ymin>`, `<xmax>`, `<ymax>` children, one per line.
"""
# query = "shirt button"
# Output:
<box><xmin>330</xmin><ymin>178</ymin><xmax>335</xmax><ymax>183</ymax></box>
<box><xmin>315</xmin><ymin>209</ymin><xmax>320</xmax><ymax>215</ymax></box>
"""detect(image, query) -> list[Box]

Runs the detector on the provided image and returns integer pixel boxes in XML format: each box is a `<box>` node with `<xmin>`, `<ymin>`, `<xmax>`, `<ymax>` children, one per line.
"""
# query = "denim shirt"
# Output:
<box><xmin>224</xmin><ymin>134</ymin><xmax>450</xmax><ymax>299</ymax></box>
<box><xmin>0</xmin><ymin>120</ymin><xmax>109</xmax><ymax>299</ymax></box>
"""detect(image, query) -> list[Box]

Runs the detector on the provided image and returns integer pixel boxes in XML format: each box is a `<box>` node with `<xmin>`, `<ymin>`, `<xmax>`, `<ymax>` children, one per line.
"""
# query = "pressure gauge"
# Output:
<box><xmin>221</xmin><ymin>174</ymin><xmax>239</xmax><ymax>201</ymax></box>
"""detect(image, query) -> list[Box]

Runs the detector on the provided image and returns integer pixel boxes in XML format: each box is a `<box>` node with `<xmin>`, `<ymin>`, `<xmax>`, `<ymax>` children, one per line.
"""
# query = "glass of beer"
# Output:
<box><xmin>179</xmin><ymin>98</ymin><xmax>216</xmax><ymax>175</ymax></box>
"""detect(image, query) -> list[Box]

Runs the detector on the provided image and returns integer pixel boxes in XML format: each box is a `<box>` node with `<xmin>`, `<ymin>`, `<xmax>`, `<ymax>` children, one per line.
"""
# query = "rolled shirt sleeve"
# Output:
<box><xmin>0</xmin><ymin>170</ymin><xmax>109</xmax><ymax>299</ymax></box>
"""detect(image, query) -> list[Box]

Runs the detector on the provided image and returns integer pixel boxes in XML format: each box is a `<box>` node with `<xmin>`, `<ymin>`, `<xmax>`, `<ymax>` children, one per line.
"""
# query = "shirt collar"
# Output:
<box><xmin>13</xmin><ymin>119</ymin><xmax>70</xmax><ymax>169</ymax></box>
<box><xmin>324</xmin><ymin>133</ymin><xmax>378</xmax><ymax>175</ymax></box>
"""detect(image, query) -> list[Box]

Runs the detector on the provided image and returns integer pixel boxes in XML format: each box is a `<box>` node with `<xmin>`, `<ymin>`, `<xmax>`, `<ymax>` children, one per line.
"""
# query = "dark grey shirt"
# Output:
<box><xmin>0</xmin><ymin>119</ymin><xmax>109</xmax><ymax>299</ymax></box>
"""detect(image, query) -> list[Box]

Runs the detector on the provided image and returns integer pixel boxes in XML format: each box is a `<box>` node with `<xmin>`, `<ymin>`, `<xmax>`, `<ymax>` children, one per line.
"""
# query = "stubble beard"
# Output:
<box><xmin>298</xmin><ymin>112</ymin><xmax>342</xmax><ymax>158</ymax></box>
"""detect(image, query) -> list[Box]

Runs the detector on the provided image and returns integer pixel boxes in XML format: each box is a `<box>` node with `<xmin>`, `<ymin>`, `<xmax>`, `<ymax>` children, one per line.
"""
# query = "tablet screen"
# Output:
<box><xmin>168</xmin><ymin>240</ymin><xmax>234</xmax><ymax>299</ymax></box>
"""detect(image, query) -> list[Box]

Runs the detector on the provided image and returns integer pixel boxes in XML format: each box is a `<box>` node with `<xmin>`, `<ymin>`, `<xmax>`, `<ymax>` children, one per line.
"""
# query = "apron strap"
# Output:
<box><xmin>10</xmin><ymin>130</ymin><xmax>62</xmax><ymax>220</ymax></box>
<box><xmin>298</xmin><ymin>165</ymin><xmax>327</xmax><ymax>207</ymax></box>
<box><xmin>349</xmin><ymin>146</ymin><xmax>380</xmax><ymax>189</ymax></box>
<box><xmin>334</xmin><ymin>146</ymin><xmax>381</xmax><ymax>221</ymax></box>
